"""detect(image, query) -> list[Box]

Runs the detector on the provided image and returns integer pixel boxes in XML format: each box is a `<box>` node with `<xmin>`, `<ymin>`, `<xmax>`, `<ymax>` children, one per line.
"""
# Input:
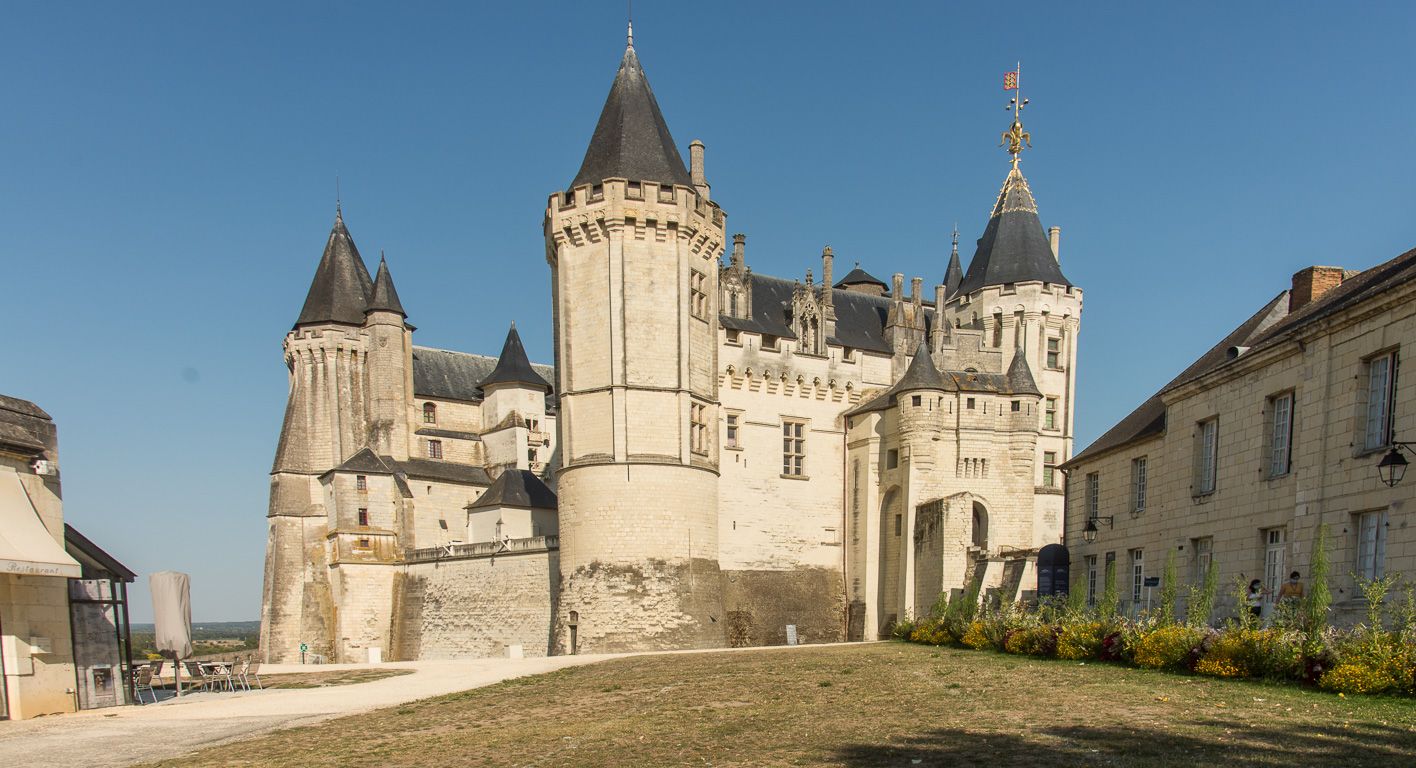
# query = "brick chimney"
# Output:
<box><xmin>1289</xmin><ymin>266</ymin><xmax>1345</xmax><ymax>313</ymax></box>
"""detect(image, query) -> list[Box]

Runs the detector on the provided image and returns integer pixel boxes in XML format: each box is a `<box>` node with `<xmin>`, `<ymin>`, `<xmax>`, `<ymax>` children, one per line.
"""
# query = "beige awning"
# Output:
<box><xmin>0</xmin><ymin>467</ymin><xmax>81</xmax><ymax>578</ymax></box>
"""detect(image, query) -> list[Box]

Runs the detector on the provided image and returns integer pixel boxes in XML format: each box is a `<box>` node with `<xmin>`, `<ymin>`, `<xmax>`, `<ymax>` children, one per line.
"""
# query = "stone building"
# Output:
<box><xmin>1061</xmin><ymin>252</ymin><xmax>1416</xmax><ymax>624</ymax></box>
<box><xmin>261</xmin><ymin>29</ymin><xmax>1084</xmax><ymax>662</ymax></box>
<box><xmin>1</xmin><ymin>395</ymin><xmax>83</xmax><ymax>718</ymax></box>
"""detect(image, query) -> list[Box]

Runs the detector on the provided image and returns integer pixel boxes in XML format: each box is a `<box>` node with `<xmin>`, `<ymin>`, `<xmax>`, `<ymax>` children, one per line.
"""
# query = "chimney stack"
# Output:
<box><xmin>731</xmin><ymin>233</ymin><xmax>745</xmax><ymax>267</ymax></box>
<box><xmin>1289</xmin><ymin>266</ymin><xmax>1346</xmax><ymax>313</ymax></box>
<box><xmin>892</xmin><ymin>273</ymin><xmax>905</xmax><ymax>299</ymax></box>
<box><xmin>1048</xmin><ymin>226</ymin><xmax>1061</xmax><ymax>262</ymax></box>
<box><xmin>689</xmin><ymin>140</ymin><xmax>709</xmax><ymax>198</ymax></box>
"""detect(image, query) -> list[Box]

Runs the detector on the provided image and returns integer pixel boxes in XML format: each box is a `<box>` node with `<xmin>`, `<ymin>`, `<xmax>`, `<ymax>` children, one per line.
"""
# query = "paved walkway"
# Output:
<box><xmin>0</xmin><ymin>655</ymin><xmax>614</xmax><ymax>768</ymax></box>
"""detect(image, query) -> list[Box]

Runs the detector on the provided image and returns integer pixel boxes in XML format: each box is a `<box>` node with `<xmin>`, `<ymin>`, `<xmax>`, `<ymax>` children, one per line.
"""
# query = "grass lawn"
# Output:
<box><xmin>140</xmin><ymin>643</ymin><xmax>1416</xmax><ymax>767</ymax></box>
<box><xmin>260</xmin><ymin>668</ymin><xmax>414</xmax><ymax>689</ymax></box>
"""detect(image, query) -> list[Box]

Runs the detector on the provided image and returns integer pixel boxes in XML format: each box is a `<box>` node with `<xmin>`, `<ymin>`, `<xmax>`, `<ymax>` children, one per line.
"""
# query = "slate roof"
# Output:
<box><xmin>466</xmin><ymin>469</ymin><xmax>558</xmax><ymax>511</ymax></box>
<box><xmin>411</xmin><ymin>346</ymin><xmax>556</xmax><ymax>407</ymax></box>
<box><xmin>328</xmin><ymin>448</ymin><xmax>395</xmax><ymax>476</ymax></box>
<box><xmin>894</xmin><ymin>343</ymin><xmax>948</xmax><ymax>391</ymax></box>
<box><xmin>390</xmin><ymin>457</ymin><xmax>493</xmax><ymax>486</ymax></box>
<box><xmin>295</xmin><ymin>210</ymin><xmax>375</xmax><ymax>327</ymax></box>
<box><xmin>723</xmin><ymin>274</ymin><xmax>935</xmax><ymax>355</ymax></box>
<box><xmin>367</xmin><ymin>256</ymin><xmax>406</xmax><ymax>317</ymax></box>
<box><xmin>944</xmin><ymin>248</ymin><xmax>964</xmax><ymax>299</ymax></box>
<box><xmin>1062</xmin><ymin>291</ymin><xmax>1291</xmax><ymax>468</ymax></box>
<box><xmin>956</xmin><ymin>166</ymin><xmax>1071</xmax><ymax>296</ymax></box>
<box><xmin>1005</xmin><ymin>350</ymin><xmax>1042</xmax><ymax>397</ymax></box>
<box><xmin>478</xmin><ymin>325</ymin><xmax>552</xmax><ymax>391</ymax></box>
<box><xmin>834</xmin><ymin>266</ymin><xmax>889</xmax><ymax>290</ymax></box>
<box><xmin>414</xmin><ymin>427</ymin><xmax>482</xmax><ymax>442</ymax></box>
<box><xmin>845</xmin><ymin>347</ymin><xmax>1037</xmax><ymax>416</ymax></box>
<box><xmin>571</xmin><ymin>40</ymin><xmax>692</xmax><ymax>190</ymax></box>
<box><xmin>0</xmin><ymin>422</ymin><xmax>45</xmax><ymax>454</ymax></box>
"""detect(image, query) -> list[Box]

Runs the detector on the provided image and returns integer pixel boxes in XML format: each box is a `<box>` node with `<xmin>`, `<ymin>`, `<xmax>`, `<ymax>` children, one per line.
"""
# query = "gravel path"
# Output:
<box><xmin>0</xmin><ymin>655</ymin><xmax>614</xmax><ymax>768</ymax></box>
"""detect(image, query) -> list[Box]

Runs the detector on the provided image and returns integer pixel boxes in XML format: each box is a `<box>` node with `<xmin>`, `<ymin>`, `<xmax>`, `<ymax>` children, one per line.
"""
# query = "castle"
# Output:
<box><xmin>260</xmin><ymin>31</ymin><xmax>1082</xmax><ymax>663</ymax></box>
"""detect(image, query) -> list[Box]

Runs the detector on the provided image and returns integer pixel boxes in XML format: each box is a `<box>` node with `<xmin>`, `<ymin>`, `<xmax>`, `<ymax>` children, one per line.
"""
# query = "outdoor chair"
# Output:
<box><xmin>183</xmin><ymin>661</ymin><xmax>214</xmax><ymax>692</ymax></box>
<box><xmin>135</xmin><ymin>666</ymin><xmax>157</xmax><ymax>704</ymax></box>
<box><xmin>245</xmin><ymin>659</ymin><xmax>263</xmax><ymax>689</ymax></box>
<box><xmin>226</xmin><ymin>660</ymin><xmax>250</xmax><ymax>691</ymax></box>
<box><xmin>149</xmin><ymin>659</ymin><xmax>165</xmax><ymax>681</ymax></box>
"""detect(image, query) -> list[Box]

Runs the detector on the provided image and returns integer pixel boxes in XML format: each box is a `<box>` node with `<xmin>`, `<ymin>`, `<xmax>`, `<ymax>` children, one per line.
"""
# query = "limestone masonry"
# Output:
<box><xmin>260</xmin><ymin>32</ymin><xmax>1083</xmax><ymax>662</ymax></box>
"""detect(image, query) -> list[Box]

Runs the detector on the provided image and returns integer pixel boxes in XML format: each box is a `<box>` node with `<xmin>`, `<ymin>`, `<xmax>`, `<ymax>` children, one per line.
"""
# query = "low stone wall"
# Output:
<box><xmin>394</xmin><ymin>538</ymin><xmax>559</xmax><ymax>659</ymax></box>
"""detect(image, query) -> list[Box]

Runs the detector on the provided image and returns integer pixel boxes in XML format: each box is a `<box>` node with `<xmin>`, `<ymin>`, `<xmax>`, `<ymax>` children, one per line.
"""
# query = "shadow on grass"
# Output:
<box><xmin>832</xmin><ymin>720</ymin><xmax>1416</xmax><ymax>767</ymax></box>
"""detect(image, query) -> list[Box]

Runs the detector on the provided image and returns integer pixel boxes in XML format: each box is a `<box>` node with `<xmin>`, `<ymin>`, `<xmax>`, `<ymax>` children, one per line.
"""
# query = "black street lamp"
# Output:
<box><xmin>1082</xmin><ymin>516</ymin><xmax>1113</xmax><ymax>543</ymax></box>
<box><xmin>1378</xmin><ymin>443</ymin><xmax>1414</xmax><ymax>487</ymax></box>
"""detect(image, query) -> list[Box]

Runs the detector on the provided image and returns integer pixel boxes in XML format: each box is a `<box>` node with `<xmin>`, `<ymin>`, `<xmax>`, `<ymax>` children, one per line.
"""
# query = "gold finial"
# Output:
<box><xmin>999</xmin><ymin>62</ymin><xmax>1032</xmax><ymax>165</ymax></box>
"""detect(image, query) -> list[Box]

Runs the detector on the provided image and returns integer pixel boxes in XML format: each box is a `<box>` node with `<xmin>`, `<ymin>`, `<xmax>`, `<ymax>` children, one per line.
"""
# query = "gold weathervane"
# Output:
<box><xmin>999</xmin><ymin>63</ymin><xmax>1031</xmax><ymax>164</ymax></box>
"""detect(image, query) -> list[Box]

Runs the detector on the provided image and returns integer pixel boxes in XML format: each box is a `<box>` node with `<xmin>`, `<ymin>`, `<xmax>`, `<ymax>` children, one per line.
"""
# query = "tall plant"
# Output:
<box><xmin>1186</xmin><ymin>558</ymin><xmax>1218</xmax><ymax>628</ymax></box>
<box><xmin>1066</xmin><ymin>574</ymin><xmax>1088</xmax><ymax>617</ymax></box>
<box><xmin>1098</xmin><ymin>559</ymin><xmax>1119</xmax><ymax>620</ymax></box>
<box><xmin>1303</xmin><ymin>523</ymin><xmax>1332</xmax><ymax>636</ymax></box>
<box><xmin>1158</xmin><ymin>548</ymin><xmax>1179</xmax><ymax>626</ymax></box>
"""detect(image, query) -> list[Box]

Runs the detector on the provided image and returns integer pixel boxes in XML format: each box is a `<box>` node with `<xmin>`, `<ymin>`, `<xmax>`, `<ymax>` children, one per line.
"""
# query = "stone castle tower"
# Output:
<box><xmin>261</xmin><ymin>210</ymin><xmax>414</xmax><ymax>661</ymax></box>
<box><xmin>544</xmin><ymin>27</ymin><xmax>729</xmax><ymax>653</ymax></box>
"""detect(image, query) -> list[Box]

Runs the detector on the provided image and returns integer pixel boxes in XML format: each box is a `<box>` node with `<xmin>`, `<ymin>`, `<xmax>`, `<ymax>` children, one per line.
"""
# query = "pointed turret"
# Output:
<box><xmin>478</xmin><ymin>324</ymin><xmax>552</xmax><ymax>391</ymax></box>
<box><xmin>944</xmin><ymin>227</ymin><xmax>964</xmax><ymax>298</ymax></box>
<box><xmin>570</xmin><ymin>34</ymin><xmax>693</xmax><ymax>190</ymax></box>
<box><xmin>295</xmin><ymin>209</ymin><xmax>374</xmax><ymax>327</ymax></box>
<box><xmin>1005</xmin><ymin>349</ymin><xmax>1042</xmax><ymax>397</ymax></box>
<box><xmin>955</xmin><ymin>166</ymin><xmax>1071</xmax><ymax>296</ymax></box>
<box><xmin>894</xmin><ymin>342</ymin><xmax>948</xmax><ymax>392</ymax></box>
<box><xmin>366</xmin><ymin>255</ymin><xmax>406</xmax><ymax>317</ymax></box>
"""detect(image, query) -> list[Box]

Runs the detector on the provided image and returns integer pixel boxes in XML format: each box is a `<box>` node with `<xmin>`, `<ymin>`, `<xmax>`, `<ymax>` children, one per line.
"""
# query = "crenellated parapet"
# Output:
<box><xmin>544</xmin><ymin>179</ymin><xmax>725</xmax><ymax>265</ymax></box>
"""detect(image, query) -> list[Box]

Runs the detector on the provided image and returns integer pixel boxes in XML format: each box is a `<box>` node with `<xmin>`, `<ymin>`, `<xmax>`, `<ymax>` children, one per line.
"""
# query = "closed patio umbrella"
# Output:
<box><xmin>149</xmin><ymin>571</ymin><xmax>192</xmax><ymax>695</ymax></box>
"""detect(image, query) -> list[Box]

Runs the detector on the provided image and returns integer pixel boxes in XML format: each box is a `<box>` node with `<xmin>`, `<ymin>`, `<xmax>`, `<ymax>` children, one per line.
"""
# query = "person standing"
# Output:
<box><xmin>1276</xmin><ymin>571</ymin><xmax>1304</xmax><ymax>604</ymax></box>
<box><xmin>1246</xmin><ymin>579</ymin><xmax>1270</xmax><ymax>618</ymax></box>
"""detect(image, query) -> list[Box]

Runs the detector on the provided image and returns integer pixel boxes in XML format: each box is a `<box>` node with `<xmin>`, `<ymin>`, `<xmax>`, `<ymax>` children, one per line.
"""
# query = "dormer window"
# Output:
<box><xmin>423</xmin><ymin>403</ymin><xmax>437</xmax><ymax>424</ymax></box>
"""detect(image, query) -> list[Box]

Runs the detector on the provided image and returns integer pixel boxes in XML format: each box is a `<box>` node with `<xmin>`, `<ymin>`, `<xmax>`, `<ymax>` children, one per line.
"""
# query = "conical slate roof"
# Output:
<box><xmin>478</xmin><ymin>324</ymin><xmax>552</xmax><ymax>391</ymax></box>
<box><xmin>1006</xmin><ymin>350</ymin><xmax>1042</xmax><ymax>397</ymax></box>
<box><xmin>366</xmin><ymin>255</ymin><xmax>406</xmax><ymax>317</ymax></box>
<box><xmin>570</xmin><ymin>39</ymin><xmax>693</xmax><ymax>190</ymax></box>
<box><xmin>834</xmin><ymin>265</ymin><xmax>889</xmax><ymax>290</ymax></box>
<box><xmin>944</xmin><ymin>248</ymin><xmax>964</xmax><ymax>299</ymax></box>
<box><xmin>295</xmin><ymin>210</ymin><xmax>374</xmax><ymax>327</ymax></box>
<box><xmin>956</xmin><ymin>166</ymin><xmax>1071</xmax><ymax>296</ymax></box>
<box><xmin>467</xmin><ymin>469</ymin><xmax>558</xmax><ymax>511</ymax></box>
<box><xmin>894</xmin><ymin>343</ymin><xmax>948</xmax><ymax>392</ymax></box>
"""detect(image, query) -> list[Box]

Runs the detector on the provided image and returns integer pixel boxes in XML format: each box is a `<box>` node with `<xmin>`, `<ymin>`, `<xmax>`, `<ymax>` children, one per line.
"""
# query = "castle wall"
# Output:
<box><xmin>396</xmin><ymin>541</ymin><xmax>559</xmax><ymax>659</ymax></box>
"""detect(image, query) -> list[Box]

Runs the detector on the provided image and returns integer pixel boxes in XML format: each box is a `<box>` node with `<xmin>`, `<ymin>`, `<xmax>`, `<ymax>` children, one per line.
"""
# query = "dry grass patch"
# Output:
<box><xmin>140</xmin><ymin>644</ymin><xmax>1416</xmax><ymax>767</ymax></box>
<box><xmin>259</xmin><ymin>668</ymin><xmax>414</xmax><ymax>689</ymax></box>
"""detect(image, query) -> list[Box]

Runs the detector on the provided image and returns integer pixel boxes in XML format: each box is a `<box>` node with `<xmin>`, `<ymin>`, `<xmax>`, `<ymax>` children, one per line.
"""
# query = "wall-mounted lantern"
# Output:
<box><xmin>1082</xmin><ymin>515</ymin><xmax>1113</xmax><ymax>544</ymax></box>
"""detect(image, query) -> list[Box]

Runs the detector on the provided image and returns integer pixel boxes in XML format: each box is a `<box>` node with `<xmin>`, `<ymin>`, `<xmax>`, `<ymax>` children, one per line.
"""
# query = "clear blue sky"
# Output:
<box><xmin>4</xmin><ymin>2</ymin><xmax>1413</xmax><ymax>622</ymax></box>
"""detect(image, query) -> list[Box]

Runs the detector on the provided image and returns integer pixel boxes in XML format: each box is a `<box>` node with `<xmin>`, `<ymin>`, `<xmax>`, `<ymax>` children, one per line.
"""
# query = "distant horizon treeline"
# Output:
<box><xmin>129</xmin><ymin>620</ymin><xmax>261</xmax><ymax>659</ymax></box>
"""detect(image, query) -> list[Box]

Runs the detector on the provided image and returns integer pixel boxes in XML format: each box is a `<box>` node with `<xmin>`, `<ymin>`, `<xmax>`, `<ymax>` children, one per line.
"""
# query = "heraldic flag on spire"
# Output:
<box><xmin>1004</xmin><ymin>71</ymin><xmax>1019</xmax><ymax>90</ymax></box>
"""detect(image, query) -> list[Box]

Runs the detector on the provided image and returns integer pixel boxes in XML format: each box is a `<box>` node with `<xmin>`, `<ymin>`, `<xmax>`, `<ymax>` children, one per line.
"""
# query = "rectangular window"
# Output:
<box><xmin>1197</xmin><ymin>418</ymin><xmax>1218</xmax><ymax>494</ymax></box>
<box><xmin>1271</xmin><ymin>392</ymin><xmax>1293</xmax><ymax>476</ymax></box>
<box><xmin>992</xmin><ymin>313</ymin><xmax>1004</xmax><ymax>348</ymax></box>
<box><xmin>1355</xmin><ymin>510</ymin><xmax>1387</xmax><ymax>581</ymax></box>
<box><xmin>725</xmin><ymin>413</ymin><xmax>739</xmax><ymax>448</ymax></box>
<box><xmin>966</xmin><ymin>397</ymin><xmax>976</xmax><ymax>410</ymax></box>
<box><xmin>886</xmin><ymin>449</ymin><xmax>899</xmax><ymax>469</ymax></box>
<box><xmin>1086</xmin><ymin>472</ymin><xmax>1099</xmax><ymax>519</ymax></box>
<box><xmin>356</xmin><ymin>475</ymin><xmax>366</xmax><ymax>491</ymax></box>
<box><xmin>1086</xmin><ymin>555</ymin><xmax>1098</xmax><ymax>606</ymax></box>
<box><xmin>1193</xmin><ymin>537</ymin><xmax>1213</xmax><ymax>583</ymax></box>
<box><xmin>911</xmin><ymin>395</ymin><xmax>922</xmax><ymax>407</ymax></box>
<box><xmin>1365</xmin><ymin>353</ymin><xmax>1398</xmax><ymax>451</ymax></box>
<box><xmin>1047</xmin><ymin>337</ymin><xmax>1061</xmax><ymax>369</ymax></box>
<box><xmin>894</xmin><ymin>514</ymin><xmax>902</xmax><ymax>537</ymax></box>
<box><xmin>1131</xmin><ymin>549</ymin><xmax>1145</xmax><ymax>603</ymax></box>
<box><xmin>358</xmin><ymin>537</ymin><xmax>371</xmax><ymax>549</ymax></box>
<box><xmin>1042</xmin><ymin>451</ymin><xmax>1057</xmax><ymax>487</ymax></box>
<box><xmin>1132</xmin><ymin>457</ymin><xmax>1147</xmax><ymax>513</ymax></box>
<box><xmin>1011</xmin><ymin>400</ymin><xmax>1021</xmax><ymax>412</ymax></box>
<box><xmin>1045</xmin><ymin>397</ymin><xmax>1058</xmax><ymax>429</ymax></box>
<box><xmin>427</xmin><ymin>440</ymin><xmax>443</xmax><ymax>460</ymax></box>
<box><xmin>690</xmin><ymin>402</ymin><xmax>708</xmax><ymax>454</ymax></box>
<box><xmin>528</xmin><ymin>447</ymin><xmax>538</xmax><ymax>463</ymax></box>
<box><xmin>782</xmin><ymin>420</ymin><xmax>805</xmax><ymax>476</ymax></box>
<box><xmin>691</xmin><ymin>271</ymin><xmax>709</xmax><ymax>319</ymax></box>
<box><xmin>357</xmin><ymin>508</ymin><xmax>368</xmax><ymax>527</ymax></box>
